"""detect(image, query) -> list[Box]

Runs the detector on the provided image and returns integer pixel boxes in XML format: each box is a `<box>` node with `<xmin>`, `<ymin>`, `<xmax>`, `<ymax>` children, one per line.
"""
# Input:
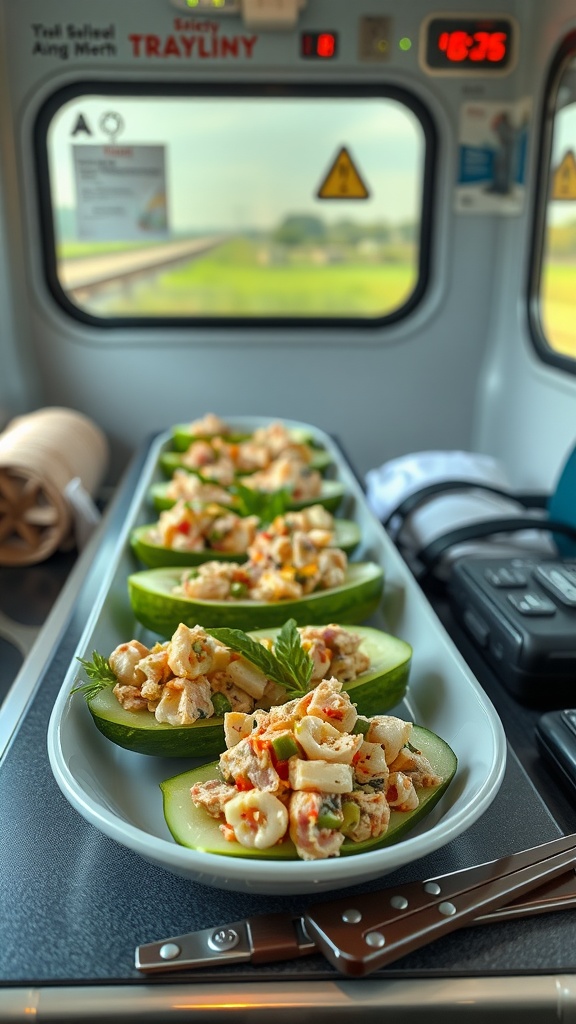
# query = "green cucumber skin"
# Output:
<box><xmin>149</xmin><ymin>481</ymin><xmax>344</xmax><ymax>516</ymax></box>
<box><xmin>171</xmin><ymin>426</ymin><xmax>317</xmax><ymax>453</ymax></box>
<box><xmin>128</xmin><ymin>564</ymin><xmax>384</xmax><ymax>636</ymax></box>
<box><xmin>346</xmin><ymin>664</ymin><xmax>409</xmax><ymax>717</ymax></box>
<box><xmin>160</xmin><ymin>726</ymin><xmax>458</xmax><ymax>858</ymax></box>
<box><xmin>85</xmin><ymin>624</ymin><xmax>409</xmax><ymax>758</ymax></box>
<box><xmin>130</xmin><ymin>520</ymin><xmax>361</xmax><ymax>570</ymax></box>
<box><xmin>130</xmin><ymin>529</ymin><xmax>246</xmax><ymax>569</ymax></box>
<box><xmin>89</xmin><ymin>704</ymin><xmax>226</xmax><ymax>758</ymax></box>
<box><xmin>172</xmin><ymin>428</ymin><xmax>251</xmax><ymax>451</ymax></box>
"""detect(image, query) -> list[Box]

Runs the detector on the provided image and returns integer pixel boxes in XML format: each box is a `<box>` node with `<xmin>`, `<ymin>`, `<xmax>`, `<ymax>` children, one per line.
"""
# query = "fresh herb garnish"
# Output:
<box><xmin>273</xmin><ymin>618</ymin><xmax>314</xmax><ymax>692</ymax></box>
<box><xmin>230</xmin><ymin>482</ymin><xmax>290</xmax><ymax>524</ymax></box>
<box><xmin>207</xmin><ymin>618</ymin><xmax>313</xmax><ymax>697</ymax></box>
<box><xmin>71</xmin><ymin>651</ymin><xmax>117</xmax><ymax>701</ymax></box>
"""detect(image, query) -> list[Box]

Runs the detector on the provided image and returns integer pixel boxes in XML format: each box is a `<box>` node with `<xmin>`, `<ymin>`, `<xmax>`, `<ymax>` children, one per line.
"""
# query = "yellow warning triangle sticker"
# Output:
<box><xmin>316</xmin><ymin>147</ymin><xmax>370</xmax><ymax>200</ymax></box>
<box><xmin>552</xmin><ymin>150</ymin><xmax>576</xmax><ymax>200</ymax></box>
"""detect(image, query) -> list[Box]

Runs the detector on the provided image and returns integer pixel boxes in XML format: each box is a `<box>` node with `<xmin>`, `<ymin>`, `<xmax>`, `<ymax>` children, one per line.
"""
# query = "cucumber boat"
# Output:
<box><xmin>159</xmin><ymin>447</ymin><xmax>332</xmax><ymax>478</ymax></box>
<box><xmin>160</xmin><ymin>726</ymin><xmax>457</xmax><ymax>858</ymax></box>
<box><xmin>171</xmin><ymin>423</ymin><xmax>318</xmax><ymax>453</ymax></box>
<box><xmin>250</xmin><ymin>624</ymin><xmax>411</xmax><ymax>717</ymax></box>
<box><xmin>128</xmin><ymin>561</ymin><xmax>384</xmax><ymax>635</ymax></box>
<box><xmin>130</xmin><ymin>517</ymin><xmax>361</xmax><ymax>569</ymax></box>
<box><xmin>148</xmin><ymin>478</ymin><xmax>346</xmax><ymax>515</ymax></box>
<box><xmin>79</xmin><ymin>625</ymin><xmax>411</xmax><ymax>758</ymax></box>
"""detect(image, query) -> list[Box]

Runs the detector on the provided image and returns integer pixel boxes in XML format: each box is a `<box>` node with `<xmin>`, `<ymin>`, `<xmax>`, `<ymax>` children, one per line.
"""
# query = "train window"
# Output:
<box><xmin>37</xmin><ymin>85</ymin><xmax>433</xmax><ymax>327</ymax></box>
<box><xmin>533</xmin><ymin>37</ymin><xmax>576</xmax><ymax>367</ymax></box>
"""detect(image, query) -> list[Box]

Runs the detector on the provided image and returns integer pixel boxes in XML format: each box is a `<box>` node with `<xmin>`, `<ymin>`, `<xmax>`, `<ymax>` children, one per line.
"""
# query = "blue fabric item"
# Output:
<box><xmin>549</xmin><ymin>443</ymin><xmax>576</xmax><ymax>556</ymax></box>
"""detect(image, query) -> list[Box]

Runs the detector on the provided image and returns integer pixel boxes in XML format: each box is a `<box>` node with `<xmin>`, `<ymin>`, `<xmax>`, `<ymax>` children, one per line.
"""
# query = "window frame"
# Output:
<box><xmin>34</xmin><ymin>80</ymin><xmax>437</xmax><ymax>331</ymax></box>
<box><xmin>528</xmin><ymin>29</ymin><xmax>576</xmax><ymax>373</ymax></box>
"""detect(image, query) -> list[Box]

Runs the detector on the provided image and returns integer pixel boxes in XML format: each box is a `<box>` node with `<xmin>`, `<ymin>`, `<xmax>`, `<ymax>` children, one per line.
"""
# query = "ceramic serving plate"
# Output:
<box><xmin>47</xmin><ymin>416</ymin><xmax>506</xmax><ymax>896</ymax></box>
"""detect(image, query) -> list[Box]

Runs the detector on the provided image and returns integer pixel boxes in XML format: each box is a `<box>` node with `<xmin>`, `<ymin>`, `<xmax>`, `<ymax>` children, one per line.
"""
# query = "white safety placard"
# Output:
<box><xmin>72</xmin><ymin>144</ymin><xmax>168</xmax><ymax>240</ymax></box>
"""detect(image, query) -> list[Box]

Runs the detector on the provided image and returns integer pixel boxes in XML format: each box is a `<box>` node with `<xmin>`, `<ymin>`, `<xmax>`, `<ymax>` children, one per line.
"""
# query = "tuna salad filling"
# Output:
<box><xmin>190</xmin><ymin>677</ymin><xmax>443</xmax><ymax>860</ymax></box>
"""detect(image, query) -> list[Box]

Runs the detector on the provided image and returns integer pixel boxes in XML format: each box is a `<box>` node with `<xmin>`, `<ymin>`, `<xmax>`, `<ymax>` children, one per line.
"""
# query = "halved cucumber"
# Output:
<box><xmin>82</xmin><ymin>624</ymin><xmax>410</xmax><ymax>757</ymax></box>
<box><xmin>85</xmin><ymin>686</ymin><xmax>227</xmax><ymax>758</ymax></box>
<box><xmin>171</xmin><ymin>424</ymin><xmax>316</xmax><ymax>453</ymax></box>
<box><xmin>130</xmin><ymin>518</ymin><xmax>361</xmax><ymax>569</ymax></box>
<box><xmin>128</xmin><ymin>562</ymin><xmax>384</xmax><ymax>636</ymax></box>
<box><xmin>250</xmin><ymin>624</ymin><xmax>412</xmax><ymax>717</ymax></box>
<box><xmin>148</xmin><ymin>478</ymin><xmax>346</xmax><ymax>515</ymax></box>
<box><xmin>159</xmin><ymin>448</ymin><xmax>332</xmax><ymax>478</ymax></box>
<box><xmin>160</xmin><ymin>726</ymin><xmax>457</xmax><ymax>858</ymax></box>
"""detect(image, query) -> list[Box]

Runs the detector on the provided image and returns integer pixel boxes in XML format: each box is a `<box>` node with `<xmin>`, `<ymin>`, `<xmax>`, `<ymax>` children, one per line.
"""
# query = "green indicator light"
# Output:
<box><xmin>186</xmin><ymin>0</ymin><xmax>199</xmax><ymax>7</ymax></box>
<box><xmin>399</xmin><ymin>37</ymin><xmax>412</xmax><ymax>51</ymax></box>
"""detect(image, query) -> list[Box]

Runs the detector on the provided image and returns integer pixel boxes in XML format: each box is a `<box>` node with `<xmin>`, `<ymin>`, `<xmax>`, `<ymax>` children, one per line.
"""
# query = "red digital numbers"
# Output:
<box><xmin>485</xmin><ymin>31</ymin><xmax>507</xmax><ymax>62</ymax></box>
<box><xmin>438</xmin><ymin>29</ymin><xmax>508</xmax><ymax>64</ymax></box>
<box><xmin>300</xmin><ymin>32</ymin><xmax>337</xmax><ymax>59</ymax></box>
<box><xmin>316</xmin><ymin>33</ymin><xmax>336</xmax><ymax>58</ymax></box>
<box><xmin>438</xmin><ymin>30</ymin><xmax>470</xmax><ymax>61</ymax></box>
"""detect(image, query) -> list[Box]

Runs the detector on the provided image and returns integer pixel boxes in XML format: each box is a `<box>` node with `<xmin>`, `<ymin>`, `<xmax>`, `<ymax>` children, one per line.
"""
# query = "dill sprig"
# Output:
<box><xmin>71</xmin><ymin>651</ymin><xmax>117</xmax><ymax>702</ymax></box>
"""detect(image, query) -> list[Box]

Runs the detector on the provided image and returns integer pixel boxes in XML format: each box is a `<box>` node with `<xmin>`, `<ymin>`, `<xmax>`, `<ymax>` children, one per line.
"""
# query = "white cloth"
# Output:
<box><xmin>365</xmin><ymin>451</ymin><xmax>556</xmax><ymax>576</ymax></box>
<box><xmin>365</xmin><ymin>450</ymin><xmax>512</xmax><ymax>522</ymax></box>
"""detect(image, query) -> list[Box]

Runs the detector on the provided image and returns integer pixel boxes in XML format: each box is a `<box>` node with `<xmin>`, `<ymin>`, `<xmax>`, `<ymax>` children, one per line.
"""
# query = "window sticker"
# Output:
<box><xmin>316</xmin><ymin>147</ymin><xmax>370</xmax><ymax>199</ymax></box>
<box><xmin>455</xmin><ymin>98</ymin><xmax>531</xmax><ymax>214</ymax></box>
<box><xmin>72</xmin><ymin>144</ymin><xmax>168</xmax><ymax>240</ymax></box>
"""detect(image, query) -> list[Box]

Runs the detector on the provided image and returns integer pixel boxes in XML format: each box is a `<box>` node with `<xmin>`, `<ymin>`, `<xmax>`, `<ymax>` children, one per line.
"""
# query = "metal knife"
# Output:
<box><xmin>136</xmin><ymin>833</ymin><xmax>576</xmax><ymax>978</ymax></box>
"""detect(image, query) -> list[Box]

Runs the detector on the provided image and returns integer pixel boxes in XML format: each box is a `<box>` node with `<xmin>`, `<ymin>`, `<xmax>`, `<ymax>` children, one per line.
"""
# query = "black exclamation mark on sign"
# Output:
<box><xmin>339</xmin><ymin>160</ymin><xmax>349</xmax><ymax>194</ymax></box>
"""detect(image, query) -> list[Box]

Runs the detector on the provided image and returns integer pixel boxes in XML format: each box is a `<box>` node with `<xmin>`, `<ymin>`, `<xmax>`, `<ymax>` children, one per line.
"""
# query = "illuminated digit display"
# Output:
<box><xmin>300</xmin><ymin>32</ymin><xmax>338</xmax><ymax>59</ymax></box>
<box><xmin>423</xmin><ymin>17</ymin><xmax>514</xmax><ymax>73</ymax></box>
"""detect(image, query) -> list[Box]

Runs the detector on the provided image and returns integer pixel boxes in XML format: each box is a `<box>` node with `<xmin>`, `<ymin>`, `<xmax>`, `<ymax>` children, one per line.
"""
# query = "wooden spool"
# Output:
<box><xmin>0</xmin><ymin>408</ymin><xmax>109</xmax><ymax>566</ymax></box>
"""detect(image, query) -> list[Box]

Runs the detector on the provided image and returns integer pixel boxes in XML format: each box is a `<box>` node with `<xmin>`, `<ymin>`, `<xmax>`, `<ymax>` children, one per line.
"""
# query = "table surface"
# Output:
<box><xmin>0</xmin><ymin>439</ymin><xmax>575</xmax><ymax>996</ymax></box>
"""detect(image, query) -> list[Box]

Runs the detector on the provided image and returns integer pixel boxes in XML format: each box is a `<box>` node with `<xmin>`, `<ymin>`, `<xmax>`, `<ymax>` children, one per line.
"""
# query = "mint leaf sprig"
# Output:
<box><xmin>230</xmin><ymin>481</ymin><xmax>290</xmax><ymax>524</ymax></box>
<box><xmin>71</xmin><ymin>651</ymin><xmax>117</xmax><ymax>702</ymax></box>
<box><xmin>273</xmin><ymin>618</ymin><xmax>314</xmax><ymax>693</ymax></box>
<box><xmin>207</xmin><ymin>618</ymin><xmax>313</xmax><ymax>697</ymax></box>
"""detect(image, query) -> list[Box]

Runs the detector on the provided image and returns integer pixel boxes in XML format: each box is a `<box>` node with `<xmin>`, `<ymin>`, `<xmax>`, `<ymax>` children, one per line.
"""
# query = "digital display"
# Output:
<box><xmin>300</xmin><ymin>32</ymin><xmax>338</xmax><ymax>60</ymax></box>
<box><xmin>424</xmin><ymin>17</ymin><xmax>514</xmax><ymax>73</ymax></box>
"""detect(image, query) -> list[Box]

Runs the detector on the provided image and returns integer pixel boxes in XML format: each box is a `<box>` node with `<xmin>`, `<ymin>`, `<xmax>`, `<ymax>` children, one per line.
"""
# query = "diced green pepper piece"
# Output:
<box><xmin>352</xmin><ymin>716</ymin><xmax>370</xmax><ymax>736</ymax></box>
<box><xmin>271</xmin><ymin>732</ymin><xmax>300</xmax><ymax>761</ymax></box>
<box><xmin>317</xmin><ymin>808</ymin><xmax>344</xmax><ymax>830</ymax></box>
<box><xmin>211</xmin><ymin>692</ymin><xmax>232</xmax><ymax>716</ymax></box>
<box><xmin>340</xmin><ymin>801</ymin><xmax>361</xmax><ymax>835</ymax></box>
<box><xmin>230</xmin><ymin>581</ymin><xmax>248</xmax><ymax>598</ymax></box>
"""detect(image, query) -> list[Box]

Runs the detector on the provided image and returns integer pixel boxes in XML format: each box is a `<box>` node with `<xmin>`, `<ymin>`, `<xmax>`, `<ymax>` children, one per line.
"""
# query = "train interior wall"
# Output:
<box><xmin>0</xmin><ymin>0</ymin><xmax>574</xmax><ymax>490</ymax></box>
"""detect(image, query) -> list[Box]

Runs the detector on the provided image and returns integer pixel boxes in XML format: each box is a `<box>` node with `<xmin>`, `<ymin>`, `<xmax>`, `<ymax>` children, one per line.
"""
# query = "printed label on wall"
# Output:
<box><xmin>73</xmin><ymin>145</ymin><xmax>168</xmax><ymax>240</ymax></box>
<box><xmin>455</xmin><ymin>98</ymin><xmax>531</xmax><ymax>214</ymax></box>
<box><xmin>30</xmin><ymin>22</ymin><xmax>117</xmax><ymax>60</ymax></box>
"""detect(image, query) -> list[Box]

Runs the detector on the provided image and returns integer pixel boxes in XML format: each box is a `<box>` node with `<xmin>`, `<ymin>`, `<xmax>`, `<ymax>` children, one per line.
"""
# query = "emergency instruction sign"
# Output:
<box><xmin>72</xmin><ymin>144</ymin><xmax>168</xmax><ymax>240</ymax></box>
